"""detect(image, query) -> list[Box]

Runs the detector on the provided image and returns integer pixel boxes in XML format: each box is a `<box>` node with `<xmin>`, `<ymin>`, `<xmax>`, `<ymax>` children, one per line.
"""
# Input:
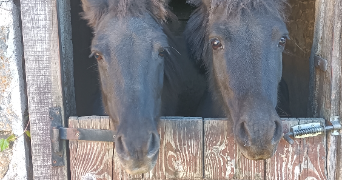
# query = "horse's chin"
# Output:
<box><xmin>237</xmin><ymin>143</ymin><xmax>278</xmax><ymax>160</ymax></box>
<box><xmin>117</xmin><ymin>150</ymin><xmax>159</xmax><ymax>175</ymax></box>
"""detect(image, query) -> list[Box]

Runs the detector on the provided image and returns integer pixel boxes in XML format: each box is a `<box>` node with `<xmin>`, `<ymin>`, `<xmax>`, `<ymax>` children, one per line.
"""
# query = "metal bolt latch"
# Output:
<box><xmin>284</xmin><ymin>117</ymin><xmax>341</xmax><ymax>144</ymax></box>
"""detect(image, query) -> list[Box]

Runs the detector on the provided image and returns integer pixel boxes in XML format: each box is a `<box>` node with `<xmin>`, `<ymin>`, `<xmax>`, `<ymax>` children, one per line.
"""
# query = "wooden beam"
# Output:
<box><xmin>308</xmin><ymin>0</ymin><xmax>342</xmax><ymax>179</ymax></box>
<box><xmin>20</xmin><ymin>0</ymin><xmax>76</xmax><ymax>179</ymax></box>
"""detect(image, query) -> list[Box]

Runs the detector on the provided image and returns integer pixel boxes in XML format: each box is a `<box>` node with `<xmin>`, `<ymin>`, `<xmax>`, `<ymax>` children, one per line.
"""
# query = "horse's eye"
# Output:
<box><xmin>94</xmin><ymin>53</ymin><xmax>102</xmax><ymax>61</ymax></box>
<box><xmin>211</xmin><ymin>39</ymin><xmax>223</xmax><ymax>50</ymax></box>
<box><xmin>278</xmin><ymin>37</ymin><xmax>287</xmax><ymax>47</ymax></box>
<box><xmin>158</xmin><ymin>49</ymin><xmax>167</xmax><ymax>57</ymax></box>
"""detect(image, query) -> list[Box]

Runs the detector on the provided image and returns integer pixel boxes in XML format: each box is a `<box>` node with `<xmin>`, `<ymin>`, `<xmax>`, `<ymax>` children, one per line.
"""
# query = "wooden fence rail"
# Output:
<box><xmin>68</xmin><ymin>116</ymin><xmax>326</xmax><ymax>180</ymax></box>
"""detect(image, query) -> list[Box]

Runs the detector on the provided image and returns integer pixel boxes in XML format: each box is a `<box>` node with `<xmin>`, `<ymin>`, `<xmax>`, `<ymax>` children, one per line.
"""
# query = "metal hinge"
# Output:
<box><xmin>283</xmin><ymin>116</ymin><xmax>341</xmax><ymax>144</ymax></box>
<box><xmin>50</xmin><ymin>112</ymin><xmax>115</xmax><ymax>166</ymax></box>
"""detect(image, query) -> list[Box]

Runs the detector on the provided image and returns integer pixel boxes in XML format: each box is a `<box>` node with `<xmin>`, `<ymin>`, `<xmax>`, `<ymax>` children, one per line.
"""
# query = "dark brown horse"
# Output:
<box><xmin>80</xmin><ymin>0</ymin><xmax>204</xmax><ymax>174</ymax></box>
<box><xmin>185</xmin><ymin>0</ymin><xmax>288</xmax><ymax>160</ymax></box>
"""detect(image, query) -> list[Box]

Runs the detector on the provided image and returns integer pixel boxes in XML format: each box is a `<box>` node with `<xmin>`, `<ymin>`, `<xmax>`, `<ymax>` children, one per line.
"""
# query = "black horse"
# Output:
<box><xmin>185</xmin><ymin>0</ymin><xmax>289</xmax><ymax>160</ymax></box>
<box><xmin>80</xmin><ymin>0</ymin><xmax>204</xmax><ymax>174</ymax></box>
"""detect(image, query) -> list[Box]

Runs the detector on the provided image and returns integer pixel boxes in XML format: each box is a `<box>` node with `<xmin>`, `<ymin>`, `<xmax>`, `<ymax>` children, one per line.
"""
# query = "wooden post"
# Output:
<box><xmin>308</xmin><ymin>0</ymin><xmax>342</xmax><ymax>179</ymax></box>
<box><xmin>20</xmin><ymin>0</ymin><xmax>76</xmax><ymax>179</ymax></box>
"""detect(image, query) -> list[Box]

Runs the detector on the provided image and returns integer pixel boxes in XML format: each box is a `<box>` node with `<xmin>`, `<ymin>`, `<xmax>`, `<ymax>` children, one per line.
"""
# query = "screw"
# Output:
<box><xmin>53</xmin><ymin>160</ymin><xmax>57</xmax><ymax>164</ymax></box>
<box><xmin>76</xmin><ymin>133</ymin><xmax>79</xmax><ymax>137</ymax></box>
<box><xmin>56</xmin><ymin>111</ymin><xmax>59</xmax><ymax>114</ymax></box>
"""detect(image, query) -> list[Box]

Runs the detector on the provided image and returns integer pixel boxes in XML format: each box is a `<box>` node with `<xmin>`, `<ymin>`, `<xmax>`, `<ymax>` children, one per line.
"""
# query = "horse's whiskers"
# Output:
<box><xmin>165</xmin><ymin>46</ymin><xmax>181</xmax><ymax>55</ymax></box>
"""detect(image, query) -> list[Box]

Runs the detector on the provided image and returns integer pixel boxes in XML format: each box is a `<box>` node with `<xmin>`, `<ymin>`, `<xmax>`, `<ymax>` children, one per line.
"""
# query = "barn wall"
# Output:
<box><xmin>282</xmin><ymin>0</ymin><xmax>316</xmax><ymax>117</ymax></box>
<box><xmin>0</xmin><ymin>0</ymin><xmax>31</xmax><ymax>179</ymax></box>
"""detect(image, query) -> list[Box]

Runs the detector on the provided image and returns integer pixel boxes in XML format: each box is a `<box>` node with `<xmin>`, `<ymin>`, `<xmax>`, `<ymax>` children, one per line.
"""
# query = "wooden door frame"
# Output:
<box><xmin>19</xmin><ymin>0</ymin><xmax>342</xmax><ymax>179</ymax></box>
<box><xmin>20</xmin><ymin>0</ymin><xmax>76</xmax><ymax>179</ymax></box>
<box><xmin>308</xmin><ymin>0</ymin><xmax>342</xmax><ymax>179</ymax></box>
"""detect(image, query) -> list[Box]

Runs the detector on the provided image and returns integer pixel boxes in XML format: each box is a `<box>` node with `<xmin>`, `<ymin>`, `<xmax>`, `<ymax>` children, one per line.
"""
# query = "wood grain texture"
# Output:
<box><xmin>236</xmin><ymin>149</ymin><xmax>264</xmax><ymax>180</ymax></box>
<box><xmin>266</xmin><ymin>119</ymin><xmax>300</xmax><ymax>180</ymax></box>
<box><xmin>266</xmin><ymin>118</ymin><xmax>326</xmax><ymax>180</ymax></box>
<box><xmin>20</xmin><ymin>0</ymin><xmax>76</xmax><ymax>179</ymax></box>
<box><xmin>203</xmin><ymin>118</ymin><xmax>264</xmax><ymax>180</ymax></box>
<box><xmin>69</xmin><ymin>116</ymin><xmax>113</xmax><ymax>180</ymax></box>
<box><xmin>111</xmin><ymin>117</ymin><xmax>203</xmax><ymax>180</ymax></box>
<box><xmin>68</xmin><ymin>116</ymin><xmax>327</xmax><ymax>179</ymax></box>
<box><xmin>308</xmin><ymin>0</ymin><xmax>342</xmax><ymax>179</ymax></box>
<box><xmin>298</xmin><ymin>118</ymin><xmax>326</xmax><ymax>180</ymax></box>
<box><xmin>204</xmin><ymin>118</ymin><xmax>236</xmax><ymax>179</ymax></box>
<box><xmin>159</xmin><ymin>117</ymin><xmax>203</xmax><ymax>179</ymax></box>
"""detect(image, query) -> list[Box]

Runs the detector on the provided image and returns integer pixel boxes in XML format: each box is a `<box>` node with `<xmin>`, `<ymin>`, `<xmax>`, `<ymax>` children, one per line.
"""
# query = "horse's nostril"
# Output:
<box><xmin>237</xmin><ymin>122</ymin><xmax>250</xmax><ymax>147</ymax></box>
<box><xmin>147</xmin><ymin>132</ymin><xmax>160</xmax><ymax>158</ymax></box>
<box><xmin>272</xmin><ymin>120</ymin><xmax>283</xmax><ymax>144</ymax></box>
<box><xmin>116</xmin><ymin>135</ymin><xmax>127</xmax><ymax>157</ymax></box>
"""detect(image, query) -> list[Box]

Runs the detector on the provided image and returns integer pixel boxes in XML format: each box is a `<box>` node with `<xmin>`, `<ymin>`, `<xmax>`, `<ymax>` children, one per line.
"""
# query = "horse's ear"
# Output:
<box><xmin>81</xmin><ymin>0</ymin><xmax>109</xmax><ymax>28</ymax></box>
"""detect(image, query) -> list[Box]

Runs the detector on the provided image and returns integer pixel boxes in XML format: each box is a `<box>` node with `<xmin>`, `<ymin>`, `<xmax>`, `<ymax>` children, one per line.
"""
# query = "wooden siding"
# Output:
<box><xmin>20</xmin><ymin>0</ymin><xmax>76</xmax><ymax>179</ymax></box>
<box><xmin>308</xmin><ymin>0</ymin><xmax>342</xmax><ymax>179</ymax></box>
<box><xmin>69</xmin><ymin>116</ymin><xmax>326</xmax><ymax>180</ymax></box>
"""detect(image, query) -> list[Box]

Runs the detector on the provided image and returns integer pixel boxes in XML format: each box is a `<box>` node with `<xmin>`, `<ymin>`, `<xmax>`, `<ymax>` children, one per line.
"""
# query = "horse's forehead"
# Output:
<box><xmin>93</xmin><ymin>17</ymin><xmax>164</xmax><ymax>48</ymax></box>
<box><xmin>102</xmin><ymin>15</ymin><xmax>158</xmax><ymax>33</ymax></box>
<box><xmin>211</xmin><ymin>14</ymin><xmax>285</xmax><ymax>39</ymax></box>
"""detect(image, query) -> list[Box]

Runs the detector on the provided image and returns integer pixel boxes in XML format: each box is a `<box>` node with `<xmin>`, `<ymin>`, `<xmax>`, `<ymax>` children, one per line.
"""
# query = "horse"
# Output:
<box><xmin>80</xmin><ymin>0</ymin><xmax>204</xmax><ymax>174</ymax></box>
<box><xmin>185</xmin><ymin>0</ymin><xmax>288</xmax><ymax>160</ymax></box>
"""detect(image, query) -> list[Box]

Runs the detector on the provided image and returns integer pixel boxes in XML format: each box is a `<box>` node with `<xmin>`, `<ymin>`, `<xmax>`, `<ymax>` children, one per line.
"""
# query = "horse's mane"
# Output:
<box><xmin>185</xmin><ymin>0</ymin><xmax>288</xmax><ymax>63</ymax></box>
<box><xmin>81</xmin><ymin>0</ymin><xmax>171</xmax><ymax>28</ymax></box>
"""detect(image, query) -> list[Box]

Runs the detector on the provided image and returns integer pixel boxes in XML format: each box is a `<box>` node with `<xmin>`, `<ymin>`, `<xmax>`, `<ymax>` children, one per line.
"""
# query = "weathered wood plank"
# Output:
<box><xmin>69</xmin><ymin>116</ymin><xmax>327</xmax><ymax>179</ymax></box>
<box><xmin>235</xmin><ymin>149</ymin><xmax>264</xmax><ymax>180</ymax></box>
<box><xmin>111</xmin><ymin>117</ymin><xmax>203</xmax><ymax>180</ymax></box>
<box><xmin>20</xmin><ymin>0</ymin><xmax>76</xmax><ymax>179</ymax></box>
<box><xmin>204</xmin><ymin>118</ymin><xmax>264</xmax><ymax>180</ymax></box>
<box><xmin>265</xmin><ymin>119</ymin><xmax>300</xmax><ymax>180</ymax></box>
<box><xmin>159</xmin><ymin>117</ymin><xmax>203</xmax><ymax>179</ymax></box>
<box><xmin>204</xmin><ymin>118</ymin><xmax>326</xmax><ymax>180</ymax></box>
<box><xmin>298</xmin><ymin>118</ymin><xmax>326</xmax><ymax>180</ymax></box>
<box><xmin>203</xmin><ymin>119</ymin><xmax>236</xmax><ymax>179</ymax></box>
<box><xmin>69</xmin><ymin>116</ymin><xmax>113</xmax><ymax>180</ymax></box>
<box><xmin>308</xmin><ymin>0</ymin><xmax>342</xmax><ymax>179</ymax></box>
<box><xmin>266</xmin><ymin>118</ymin><xmax>326</xmax><ymax>180</ymax></box>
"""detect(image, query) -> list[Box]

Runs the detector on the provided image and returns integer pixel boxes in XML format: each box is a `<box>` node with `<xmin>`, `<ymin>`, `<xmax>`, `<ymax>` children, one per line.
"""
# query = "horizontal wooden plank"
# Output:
<box><xmin>204</xmin><ymin>119</ymin><xmax>236</xmax><ymax>179</ymax></box>
<box><xmin>111</xmin><ymin>117</ymin><xmax>203</xmax><ymax>180</ymax></box>
<box><xmin>204</xmin><ymin>118</ymin><xmax>264</xmax><ymax>180</ymax></box>
<box><xmin>266</xmin><ymin>118</ymin><xmax>326</xmax><ymax>180</ymax></box>
<box><xmin>69</xmin><ymin>116</ymin><xmax>113</xmax><ymax>180</ymax></box>
<box><xmin>68</xmin><ymin>116</ymin><xmax>326</xmax><ymax>179</ymax></box>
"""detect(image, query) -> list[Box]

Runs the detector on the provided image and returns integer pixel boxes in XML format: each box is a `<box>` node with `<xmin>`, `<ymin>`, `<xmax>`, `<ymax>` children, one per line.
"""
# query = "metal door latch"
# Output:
<box><xmin>283</xmin><ymin>117</ymin><xmax>341</xmax><ymax>144</ymax></box>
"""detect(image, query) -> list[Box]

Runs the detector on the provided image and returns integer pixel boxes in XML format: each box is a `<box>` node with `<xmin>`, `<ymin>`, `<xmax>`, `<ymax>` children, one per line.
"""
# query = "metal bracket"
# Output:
<box><xmin>58</xmin><ymin>128</ymin><xmax>115</xmax><ymax>142</ymax></box>
<box><xmin>50</xmin><ymin>116</ymin><xmax>115</xmax><ymax>166</ymax></box>
<box><xmin>284</xmin><ymin>117</ymin><xmax>342</xmax><ymax>144</ymax></box>
<box><xmin>314</xmin><ymin>55</ymin><xmax>328</xmax><ymax>71</ymax></box>
<box><xmin>329</xmin><ymin>116</ymin><xmax>341</xmax><ymax>136</ymax></box>
<box><xmin>50</xmin><ymin>107</ymin><xmax>64</xmax><ymax>166</ymax></box>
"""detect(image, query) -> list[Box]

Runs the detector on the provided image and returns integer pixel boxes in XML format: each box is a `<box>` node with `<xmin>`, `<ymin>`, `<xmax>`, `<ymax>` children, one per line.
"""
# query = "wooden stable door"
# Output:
<box><xmin>68</xmin><ymin>116</ymin><xmax>326</xmax><ymax>180</ymax></box>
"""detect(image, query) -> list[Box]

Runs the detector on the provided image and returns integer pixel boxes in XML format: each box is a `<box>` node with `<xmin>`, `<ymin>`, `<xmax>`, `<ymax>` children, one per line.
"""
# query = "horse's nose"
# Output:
<box><xmin>235</xmin><ymin>118</ymin><xmax>282</xmax><ymax>160</ymax></box>
<box><xmin>115</xmin><ymin>131</ymin><xmax>160</xmax><ymax>163</ymax></box>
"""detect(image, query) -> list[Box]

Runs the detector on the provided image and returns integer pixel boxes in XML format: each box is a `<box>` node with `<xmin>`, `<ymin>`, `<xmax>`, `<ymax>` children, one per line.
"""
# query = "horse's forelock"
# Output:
<box><xmin>81</xmin><ymin>0</ymin><xmax>170</xmax><ymax>28</ymax></box>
